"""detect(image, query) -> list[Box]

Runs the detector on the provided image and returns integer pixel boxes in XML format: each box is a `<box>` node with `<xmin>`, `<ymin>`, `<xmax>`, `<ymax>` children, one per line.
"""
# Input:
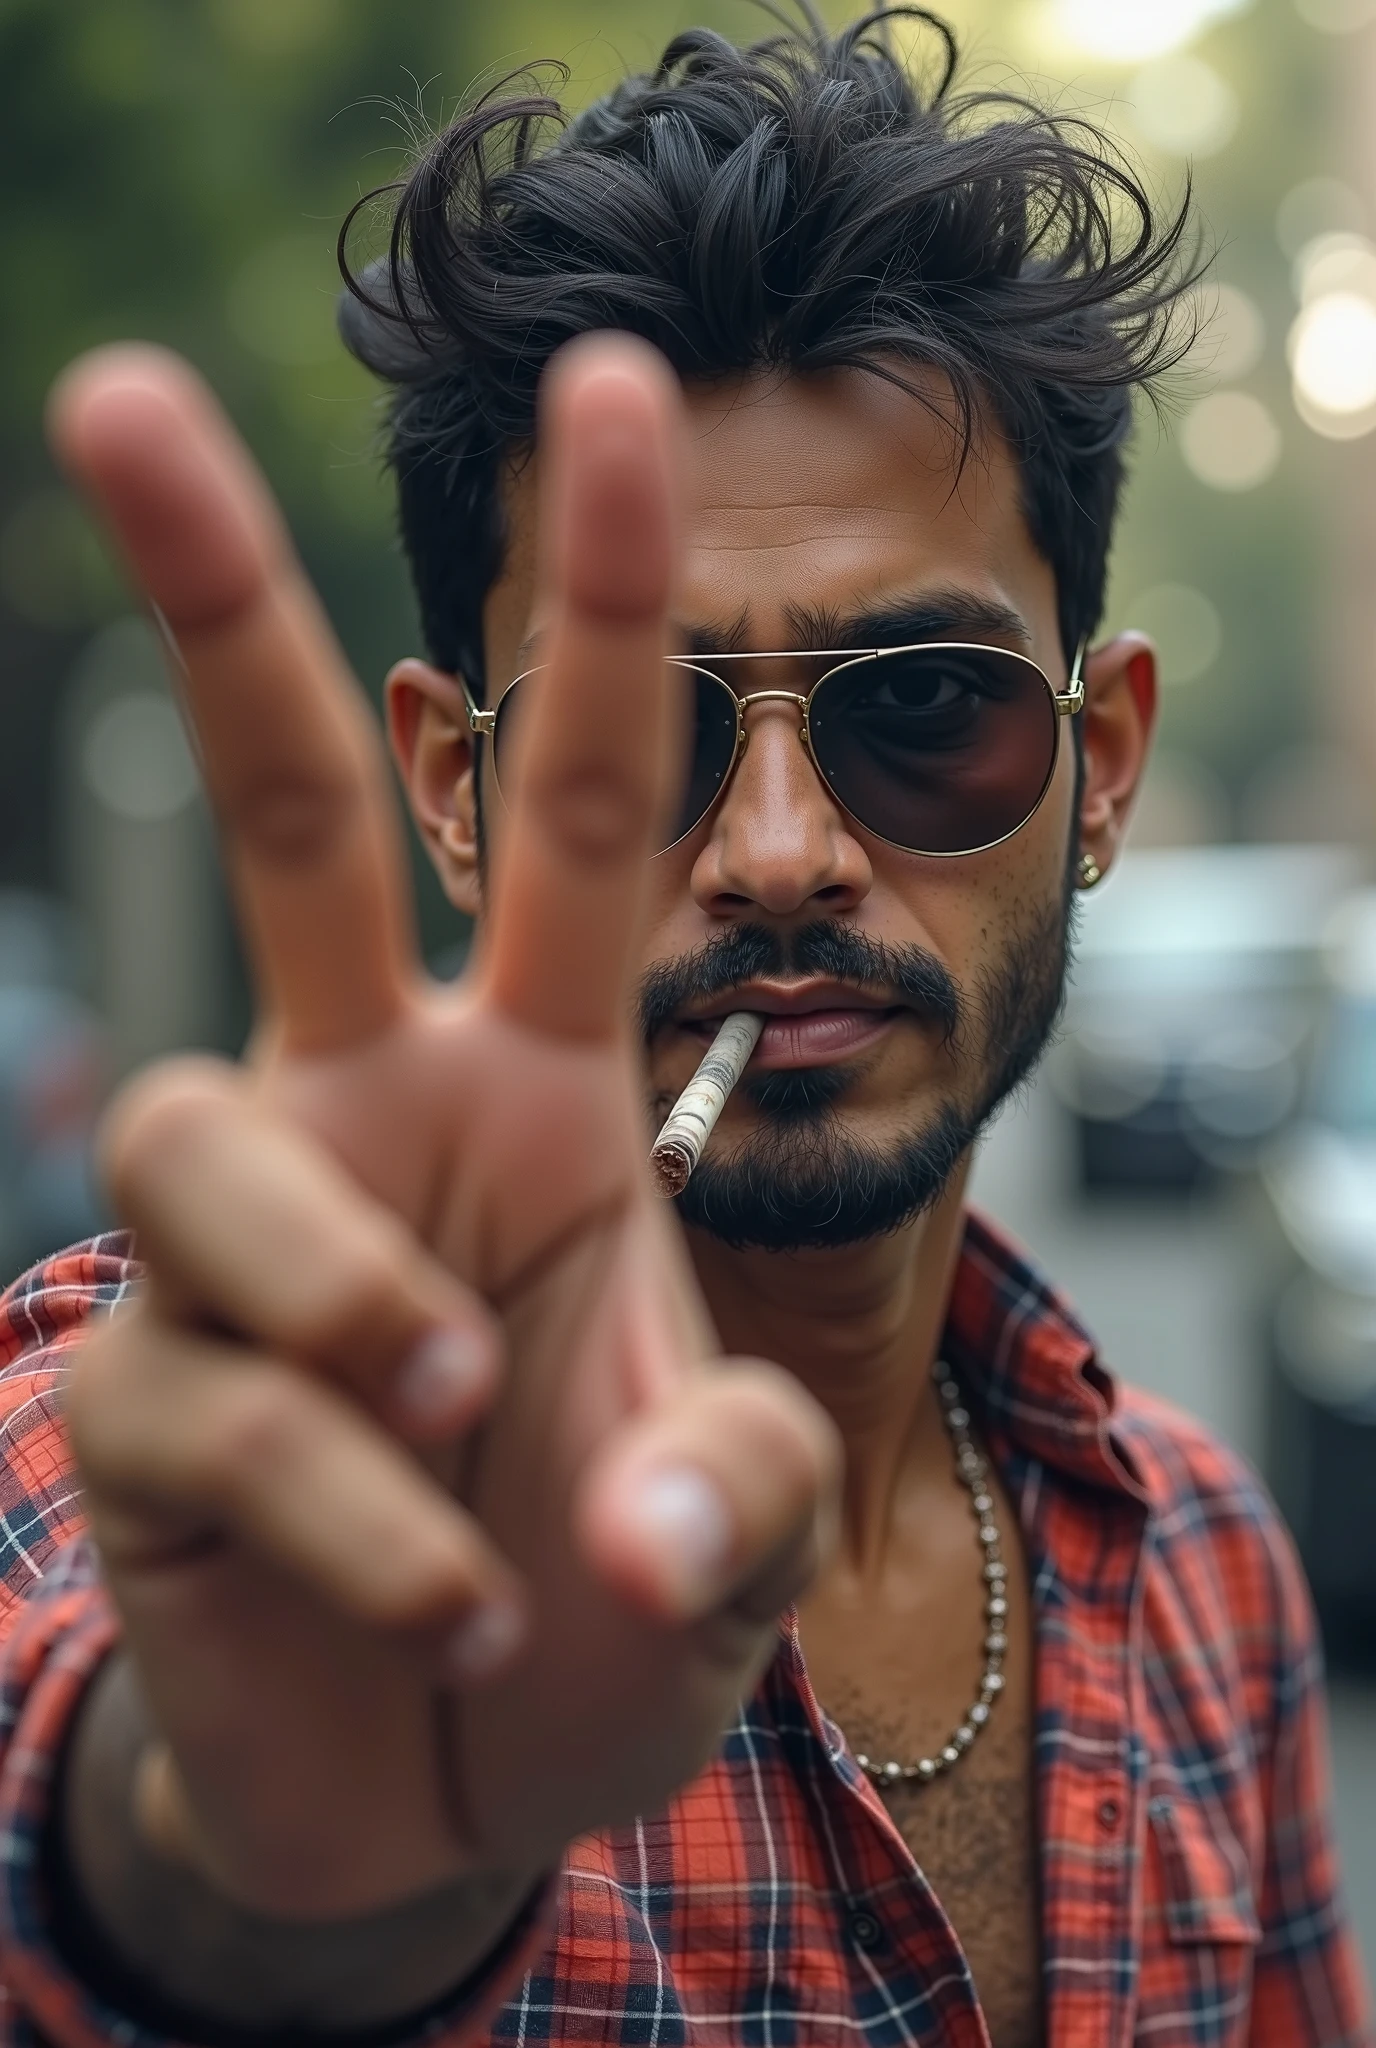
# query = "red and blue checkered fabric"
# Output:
<box><xmin>0</xmin><ymin>1219</ymin><xmax>1368</xmax><ymax>2047</ymax></box>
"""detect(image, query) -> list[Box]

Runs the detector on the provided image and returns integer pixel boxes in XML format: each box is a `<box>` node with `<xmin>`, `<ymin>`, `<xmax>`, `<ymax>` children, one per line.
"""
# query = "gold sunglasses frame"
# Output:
<box><xmin>463</xmin><ymin>636</ymin><xmax>1088</xmax><ymax>859</ymax></box>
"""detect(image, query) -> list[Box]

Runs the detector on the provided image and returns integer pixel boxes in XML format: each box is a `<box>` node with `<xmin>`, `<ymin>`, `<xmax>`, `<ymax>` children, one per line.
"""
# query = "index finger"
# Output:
<box><xmin>48</xmin><ymin>345</ymin><xmax>414</xmax><ymax>1053</ymax></box>
<box><xmin>482</xmin><ymin>336</ymin><xmax>687</xmax><ymax>1044</ymax></box>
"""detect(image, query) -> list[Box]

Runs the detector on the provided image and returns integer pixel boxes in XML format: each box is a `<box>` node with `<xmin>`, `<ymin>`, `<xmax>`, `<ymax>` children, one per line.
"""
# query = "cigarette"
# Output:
<box><xmin>650</xmin><ymin>1011</ymin><xmax>765</xmax><ymax>1197</ymax></box>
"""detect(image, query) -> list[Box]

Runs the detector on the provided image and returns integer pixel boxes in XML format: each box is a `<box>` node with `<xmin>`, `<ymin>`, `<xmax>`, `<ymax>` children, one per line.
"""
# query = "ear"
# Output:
<box><xmin>1077</xmin><ymin>632</ymin><xmax>1158</xmax><ymax>882</ymax></box>
<box><xmin>385</xmin><ymin>658</ymin><xmax>483</xmax><ymax>919</ymax></box>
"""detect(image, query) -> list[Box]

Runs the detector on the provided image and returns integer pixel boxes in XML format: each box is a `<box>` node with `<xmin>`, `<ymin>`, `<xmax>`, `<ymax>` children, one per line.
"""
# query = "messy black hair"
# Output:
<box><xmin>338</xmin><ymin>4</ymin><xmax>1199</xmax><ymax>698</ymax></box>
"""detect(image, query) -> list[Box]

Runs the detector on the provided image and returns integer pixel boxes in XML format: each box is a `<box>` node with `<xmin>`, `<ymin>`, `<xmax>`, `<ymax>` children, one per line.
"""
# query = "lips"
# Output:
<box><xmin>749</xmin><ymin>1007</ymin><xmax>902</xmax><ymax>1068</ymax></box>
<box><xmin>678</xmin><ymin>983</ymin><xmax>905</xmax><ymax>1072</ymax></box>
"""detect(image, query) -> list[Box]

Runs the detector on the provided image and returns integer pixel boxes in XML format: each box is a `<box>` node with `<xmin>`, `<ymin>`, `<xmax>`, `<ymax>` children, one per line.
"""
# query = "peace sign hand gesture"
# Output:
<box><xmin>49</xmin><ymin>337</ymin><xmax>837</xmax><ymax>2027</ymax></box>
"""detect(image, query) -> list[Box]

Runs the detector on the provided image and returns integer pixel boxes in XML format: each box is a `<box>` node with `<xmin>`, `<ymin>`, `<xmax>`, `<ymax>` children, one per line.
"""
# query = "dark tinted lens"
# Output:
<box><xmin>670</xmin><ymin>664</ymin><xmax>739</xmax><ymax>848</ymax></box>
<box><xmin>808</xmin><ymin>646</ymin><xmax>1059</xmax><ymax>854</ymax></box>
<box><xmin>490</xmin><ymin>664</ymin><xmax>738</xmax><ymax>853</ymax></box>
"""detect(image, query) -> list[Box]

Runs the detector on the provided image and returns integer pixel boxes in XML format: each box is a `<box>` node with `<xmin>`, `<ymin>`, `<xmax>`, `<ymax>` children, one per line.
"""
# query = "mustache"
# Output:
<box><xmin>636</xmin><ymin>921</ymin><xmax>962</xmax><ymax>1046</ymax></box>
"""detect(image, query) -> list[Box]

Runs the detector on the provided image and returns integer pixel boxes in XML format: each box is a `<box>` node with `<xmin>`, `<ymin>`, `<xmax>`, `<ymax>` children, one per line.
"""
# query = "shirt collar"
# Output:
<box><xmin>943</xmin><ymin>1207</ymin><xmax>1148</xmax><ymax>1503</ymax></box>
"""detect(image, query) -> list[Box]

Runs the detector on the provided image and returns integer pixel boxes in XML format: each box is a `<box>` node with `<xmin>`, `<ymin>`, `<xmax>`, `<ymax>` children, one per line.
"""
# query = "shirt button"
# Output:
<box><xmin>1098</xmin><ymin>1796</ymin><xmax>1122</xmax><ymax>1831</ymax></box>
<box><xmin>849</xmin><ymin>1910</ymin><xmax>884</xmax><ymax>1951</ymax></box>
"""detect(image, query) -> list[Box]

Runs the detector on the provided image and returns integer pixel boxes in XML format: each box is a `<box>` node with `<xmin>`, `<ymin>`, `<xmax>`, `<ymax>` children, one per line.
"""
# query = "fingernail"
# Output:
<box><xmin>624</xmin><ymin>1466</ymin><xmax>735</xmax><ymax>1615</ymax></box>
<box><xmin>445</xmin><ymin>1600</ymin><xmax>526</xmax><ymax>1685</ymax></box>
<box><xmin>396</xmin><ymin>1328</ymin><xmax>490</xmax><ymax>1428</ymax></box>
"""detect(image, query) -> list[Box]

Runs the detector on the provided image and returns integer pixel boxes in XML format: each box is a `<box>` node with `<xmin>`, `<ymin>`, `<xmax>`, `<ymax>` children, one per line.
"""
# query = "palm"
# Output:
<box><xmin>53</xmin><ymin>341</ymin><xmax>828</xmax><ymax>1920</ymax></box>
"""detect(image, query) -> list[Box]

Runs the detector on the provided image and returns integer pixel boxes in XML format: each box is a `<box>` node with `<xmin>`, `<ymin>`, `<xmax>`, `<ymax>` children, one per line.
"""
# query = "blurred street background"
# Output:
<box><xmin>3</xmin><ymin>0</ymin><xmax>1376</xmax><ymax>1982</ymax></box>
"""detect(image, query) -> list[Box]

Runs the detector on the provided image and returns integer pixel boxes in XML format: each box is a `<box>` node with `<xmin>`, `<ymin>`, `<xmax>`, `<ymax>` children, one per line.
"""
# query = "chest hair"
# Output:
<box><xmin>824</xmin><ymin>1678</ymin><xmax>1044</xmax><ymax>2048</ymax></box>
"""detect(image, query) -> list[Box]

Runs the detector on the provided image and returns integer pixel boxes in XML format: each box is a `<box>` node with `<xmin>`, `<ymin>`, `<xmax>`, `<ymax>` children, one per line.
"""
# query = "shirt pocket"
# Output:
<box><xmin>1146</xmin><ymin>1785</ymin><xmax>1262</xmax><ymax>1947</ymax></box>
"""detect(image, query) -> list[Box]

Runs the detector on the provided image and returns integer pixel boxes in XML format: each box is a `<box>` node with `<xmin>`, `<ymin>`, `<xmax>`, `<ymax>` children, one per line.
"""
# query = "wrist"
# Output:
<box><xmin>55</xmin><ymin>1649</ymin><xmax>551</xmax><ymax>2036</ymax></box>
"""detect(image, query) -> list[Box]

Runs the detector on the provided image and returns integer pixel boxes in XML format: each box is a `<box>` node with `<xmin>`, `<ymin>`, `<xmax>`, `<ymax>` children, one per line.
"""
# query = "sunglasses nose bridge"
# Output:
<box><xmin>731</xmin><ymin>690</ymin><xmax>813</xmax><ymax>783</ymax></box>
<box><xmin>719</xmin><ymin>688</ymin><xmax>830</xmax><ymax>831</ymax></box>
<box><xmin>734</xmin><ymin>686</ymin><xmax>810</xmax><ymax>729</ymax></box>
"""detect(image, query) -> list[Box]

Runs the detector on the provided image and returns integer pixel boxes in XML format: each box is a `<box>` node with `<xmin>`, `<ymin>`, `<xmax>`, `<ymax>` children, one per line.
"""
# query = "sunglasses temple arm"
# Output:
<box><xmin>1057</xmin><ymin>635</ymin><xmax>1089</xmax><ymax>717</ymax></box>
<box><xmin>460</xmin><ymin>680</ymin><xmax>497</xmax><ymax>738</ymax></box>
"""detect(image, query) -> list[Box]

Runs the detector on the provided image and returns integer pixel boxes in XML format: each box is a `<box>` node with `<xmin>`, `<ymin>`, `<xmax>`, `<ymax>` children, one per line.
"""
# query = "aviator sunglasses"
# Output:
<box><xmin>463</xmin><ymin>636</ymin><xmax>1087</xmax><ymax>859</ymax></box>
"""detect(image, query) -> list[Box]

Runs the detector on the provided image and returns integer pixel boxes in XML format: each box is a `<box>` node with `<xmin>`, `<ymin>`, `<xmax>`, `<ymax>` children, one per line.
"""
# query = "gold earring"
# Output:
<box><xmin>1077</xmin><ymin>853</ymin><xmax>1103</xmax><ymax>890</ymax></box>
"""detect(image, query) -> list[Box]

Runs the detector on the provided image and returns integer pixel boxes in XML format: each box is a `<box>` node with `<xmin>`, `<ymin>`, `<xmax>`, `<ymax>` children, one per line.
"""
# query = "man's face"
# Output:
<box><xmin>463</xmin><ymin>369</ymin><xmax>1134</xmax><ymax>1249</ymax></box>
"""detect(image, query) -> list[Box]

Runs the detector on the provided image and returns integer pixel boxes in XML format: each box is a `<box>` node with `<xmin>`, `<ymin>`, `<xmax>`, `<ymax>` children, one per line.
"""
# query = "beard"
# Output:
<box><xmin>637</xmin><ymin>885</ymin><xmax>1074</xmax><ymax>1253</ymax></box>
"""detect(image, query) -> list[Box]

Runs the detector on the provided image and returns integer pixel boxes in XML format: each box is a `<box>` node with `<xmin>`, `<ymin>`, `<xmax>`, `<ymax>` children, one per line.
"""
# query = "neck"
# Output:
<box><xmin>685</xmin><ymin>1159</ymin><xmax>972</xmax><ymax>1576</ymax></box>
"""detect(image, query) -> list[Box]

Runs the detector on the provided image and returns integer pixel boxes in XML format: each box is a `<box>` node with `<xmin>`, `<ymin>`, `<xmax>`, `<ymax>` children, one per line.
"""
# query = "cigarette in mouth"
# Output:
<box><xmin>650</xmin><ymin>1011</ymin><xmax>765</xmax><ymax>1197</ymax></box>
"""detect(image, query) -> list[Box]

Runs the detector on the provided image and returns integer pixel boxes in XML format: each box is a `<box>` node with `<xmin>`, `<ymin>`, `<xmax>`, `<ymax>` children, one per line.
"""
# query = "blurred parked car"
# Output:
<box><xmin>1053</xmin><ymin>844</ymin><xmax>1364</xmax><ymax>1193</ymax></box>
<box><xmin>1264</xmin><ymin>889</ymin><xmax>1376</xmax><ymax>1672</ymax></box>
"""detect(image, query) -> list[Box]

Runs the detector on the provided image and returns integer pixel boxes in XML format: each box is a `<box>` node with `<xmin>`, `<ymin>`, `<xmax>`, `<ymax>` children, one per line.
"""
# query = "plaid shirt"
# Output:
<box><xmin>0</xmin><ymin>1219</ymin><xmax>1368</xmax><ymax>2048</ymax></box>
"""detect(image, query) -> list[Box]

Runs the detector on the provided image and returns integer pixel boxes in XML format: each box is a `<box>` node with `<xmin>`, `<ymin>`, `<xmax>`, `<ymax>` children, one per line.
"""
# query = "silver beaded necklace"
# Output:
<box><xmin>852</xmin><ymin>1366</ymin><xmax>1009</xmax><ymax>1790</ymax></box>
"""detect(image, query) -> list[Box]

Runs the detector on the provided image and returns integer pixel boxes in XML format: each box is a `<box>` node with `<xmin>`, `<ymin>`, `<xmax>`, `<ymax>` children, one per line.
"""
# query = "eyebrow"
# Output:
<box><xmin>680</xmin><ymin>587</ymin><xmax>1033</xmax><ymax>659</ymax></box>
<box><xmin>514</xmin><ymin>588</ymin><xmax>1033</xmax><ymax>670</ymax></box>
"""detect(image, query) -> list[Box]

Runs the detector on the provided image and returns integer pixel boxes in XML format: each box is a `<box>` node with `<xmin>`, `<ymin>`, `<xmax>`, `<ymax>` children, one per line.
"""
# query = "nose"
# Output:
<box><xmin>689</xmin><ymin>696</ymin><xmax>873</xmax><ymax>918</ymax></box>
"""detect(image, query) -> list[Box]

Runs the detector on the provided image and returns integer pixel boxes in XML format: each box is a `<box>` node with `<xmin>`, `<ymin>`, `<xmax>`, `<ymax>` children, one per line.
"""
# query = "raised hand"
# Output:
<box><xmin>48</xmin><ymin>338</ymin><xmax>838</xmax><ymax>2011</ymax></box>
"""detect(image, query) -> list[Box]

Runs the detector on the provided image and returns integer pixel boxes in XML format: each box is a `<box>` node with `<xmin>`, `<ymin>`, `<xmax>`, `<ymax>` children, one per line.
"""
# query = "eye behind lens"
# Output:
<box><xmin>809</xmin><ymin>645</ymin><xmax>1060</xmax><ymax>855</ymax></box>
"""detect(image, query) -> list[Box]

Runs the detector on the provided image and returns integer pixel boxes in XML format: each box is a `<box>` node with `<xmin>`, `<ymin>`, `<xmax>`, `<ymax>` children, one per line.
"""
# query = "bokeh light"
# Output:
<box><xmin>1290</xmin><ymin>292</ymin><xmax>1376</xmax><ymax>434</ymax></box>
<box><xmin>79</xmin><ymin>695</ymin><xmax>199</xmax><ymax>825</ymax></box>
<box><xmin>1181</xmin><ymin>390</ymin><xmax>1282</xmax><ymax>489</ymax></box>
<box><xmin>1286</xmin><ymin>230</ymin><xmax>1376</xmax><ymax>437</ymax></box>
<box><xmin>1125</xmin><ymin>584</ymin><xmax>1224</xmax><ymax>684</ymax></box>
<box><xmin>1044</xmin><ymin>0</ymin><xmax>1253</xmax><ymax>62</ymax></box>
<box><xmin>1295</xmin><ymin>231</ymin><xmax>1376</xmax><ymax>306</ymax></box>
<box><xmin>1290</xmin><ymin>291</ymin><xmax>1376</xmax><ymax>413</ymax></box>
<box><xmin>1276</xmin><ymin>177</ymin><xmax>1366</xmax><ymax>259</ymax></box>
<box><xmin>1294</xmin><ymin>232</ymin><xmax>1376</xmax><ymax>303</ymax></box>
<box><xmin>1125</xmin><ymin>55</ymin><xmax>1239</xmax><ymax>156</ymax></box>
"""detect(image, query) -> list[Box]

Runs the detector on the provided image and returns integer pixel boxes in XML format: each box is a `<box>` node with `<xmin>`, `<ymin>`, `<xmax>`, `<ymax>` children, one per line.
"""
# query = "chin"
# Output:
<box><xmin>674</xmin><ymin>1098</ymin><xmax>977</xmax><ymax>1252</ymax></box>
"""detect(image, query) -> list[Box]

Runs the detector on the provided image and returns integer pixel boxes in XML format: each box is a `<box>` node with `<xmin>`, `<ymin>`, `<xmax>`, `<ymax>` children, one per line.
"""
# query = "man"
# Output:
<box><xmin>0</xmin><ymin>11</ymin><xmax>1367</xmax><ymax>2046</ymax></box>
